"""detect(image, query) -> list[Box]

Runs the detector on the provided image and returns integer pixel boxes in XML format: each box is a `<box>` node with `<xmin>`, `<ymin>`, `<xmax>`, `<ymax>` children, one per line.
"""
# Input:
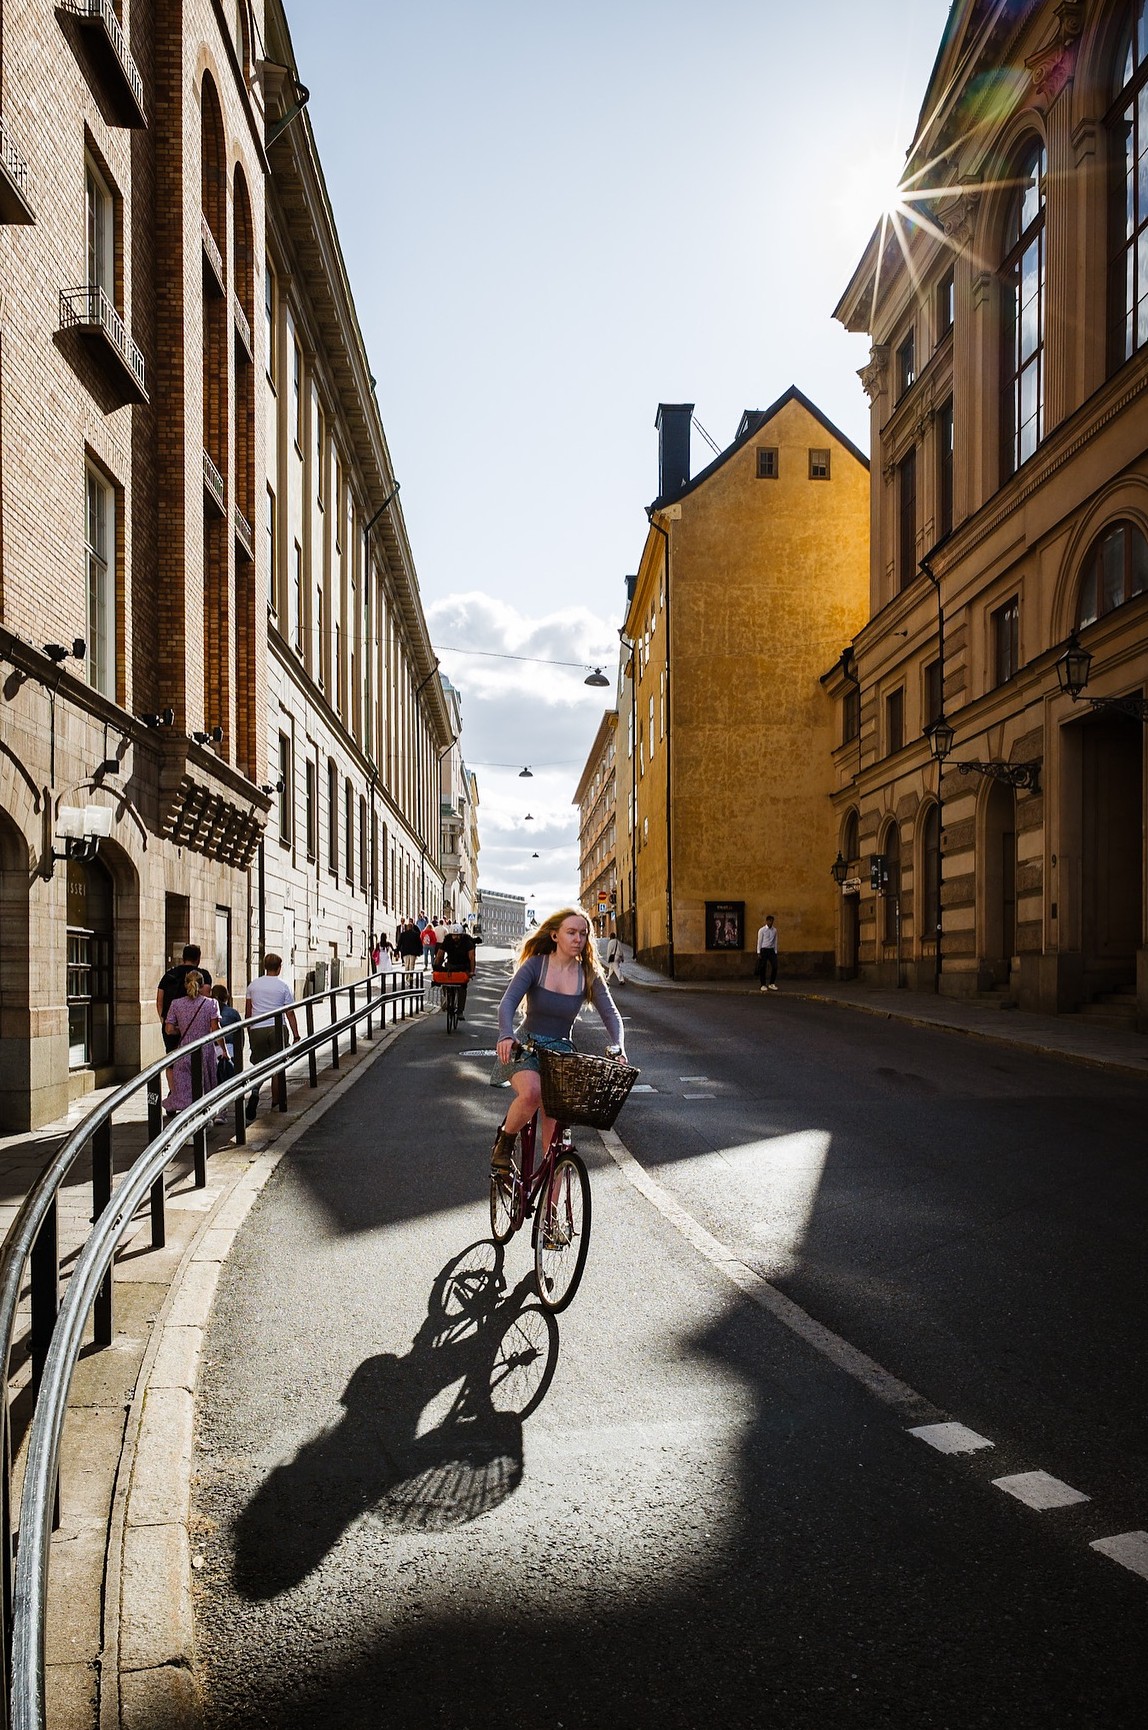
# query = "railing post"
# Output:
<box><xmin>233</xmin><ymin>1038</ymin><xmax>246</xmax><ymax>1145</ymax></box>
<box><xmin>29</xmin><ymin>1199</ymin><xmax>59</xmax><ymax>1401</ymax></box>
<box><xmin>365</xmin><ymin>973</ymin><xmax>373</xmax><ymax>1039</ymax></box>
<box><xmin>275</xmin><ymin>1011</ymin><xmax>288</xmax><ymax>1111</ymax></box>
<box><xmin>191</xmin><ymin>1046</ymin><xmax>207</xmax><ymax>1187</ymax></box>
<box><xmin>349</xmin><ymin>983</ymin><xmax>357</xmax><ymax>1055</ymax></box>
<box><xmin>329</xmin><ymin>989</ymin><xmax>340</xmax><ymax>1070</ymax></box>
<box><xmin>147</xmin><ymin>1074</ymin><xmax>166</xmax><ymax>1248</ymax></box>
<box><xmin>306</xmin><ymin>999</ymin><xmax>317</xmax><ymax>1087</ymax></box>
<box><xmin>92</xmin><ymin>1120</ymin><xmax>114</xmax><ymax>1348</ymax></box>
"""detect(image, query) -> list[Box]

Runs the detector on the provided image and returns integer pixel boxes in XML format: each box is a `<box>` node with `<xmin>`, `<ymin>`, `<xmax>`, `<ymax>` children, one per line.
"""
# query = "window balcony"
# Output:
<box><xmin>202</xmin><ymin>449</ymin><xmax>225</xmax><ymax>516</ymax></box>
<box><xmin>0</xmin><ymin>114</ymin><xmax>35</xmax><ymax>224</ymax></box>
<box><xmin>232</xmin><ymin>294</ymin><xmax>253</xmax><ymax>360</ymax></box>
<box><xmin>234</xmin><ymin>503</ymin><xmax>254</xmax><ymax>561</ymax></box>
<box><xmin>58</xmin><ymin>285</ymin><xmax>147</xmax><ymax>402</ymax></box>
<box><xmin>57</xmin><ymin>0</ymin><xmax>147</xmax><ymax>128</ymax></box>
<box><xmin>201</xmin><ymin>213</ymin><xmax>224</xmax><ymax>296</ymax></box>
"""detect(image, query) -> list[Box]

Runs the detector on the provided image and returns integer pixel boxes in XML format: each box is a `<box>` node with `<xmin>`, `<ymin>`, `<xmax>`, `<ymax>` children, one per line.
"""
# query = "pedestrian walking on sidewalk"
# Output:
<box><xmin>398</xmin><ymin>921</ymin><xmax>422</xmax><ymax>973</ymax></box>
<box><xmin>163</xmin><ymin>971</ymin><xmax>227</xmax><ymax>1115</ymax></box>
<box><xmin>755</xmin><ymin>915</ymin><xmax>779</xmax><ymax>991</ymax></box>
<box><xmin>156</xmin><ymin>943</ymin><xmax>213</xmax><ymax>1054</ymax></box>
<box><xmin>605</xmin><ymin>931</ymin><xmax>626</xmax><ymax>984</ymax></box>
<box><xmin>243</xmin><ymin>954</ymin><xmax>300</xmax><ymax>1121</ymax></box>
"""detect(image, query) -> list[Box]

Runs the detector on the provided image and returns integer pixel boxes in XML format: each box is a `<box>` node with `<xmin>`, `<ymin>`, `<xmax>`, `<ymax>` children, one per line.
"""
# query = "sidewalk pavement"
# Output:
<box><xmin>611</xmin><ymin>954</ymin><xmax>1148</xmax><ymax>1080</ymax></box>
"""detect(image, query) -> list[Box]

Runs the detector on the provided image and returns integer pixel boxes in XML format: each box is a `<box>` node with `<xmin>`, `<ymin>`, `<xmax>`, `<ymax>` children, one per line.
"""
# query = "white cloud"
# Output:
<box><xmin>429</xmin><ymin>593</ymin><xmax>621</xmax><ymax>919</ymax></box>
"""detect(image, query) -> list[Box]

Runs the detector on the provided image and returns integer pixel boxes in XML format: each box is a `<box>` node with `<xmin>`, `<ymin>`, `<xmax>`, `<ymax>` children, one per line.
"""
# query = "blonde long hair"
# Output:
<box><xmin>519</xmin><ymin>907</ymin><xmax>602</xmax><ymax>1000</ymax></box>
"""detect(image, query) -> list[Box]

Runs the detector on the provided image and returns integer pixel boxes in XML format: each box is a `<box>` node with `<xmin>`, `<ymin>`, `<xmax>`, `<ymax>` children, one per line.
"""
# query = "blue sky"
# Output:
<box><xmin>282</xmin><ymin>0</ymin><xmax>952</xmax><ymax>917</ymax></box>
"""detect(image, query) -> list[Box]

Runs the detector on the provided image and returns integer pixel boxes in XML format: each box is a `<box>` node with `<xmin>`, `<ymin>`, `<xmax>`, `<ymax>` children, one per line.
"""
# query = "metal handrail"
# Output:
<box><xmin>1</xmin><ymin>969</ymin><xmax>424</xmax><ymax>1726</ymax></box>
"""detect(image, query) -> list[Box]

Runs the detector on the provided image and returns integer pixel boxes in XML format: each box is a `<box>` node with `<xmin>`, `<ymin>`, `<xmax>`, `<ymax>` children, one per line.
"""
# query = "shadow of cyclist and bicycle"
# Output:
<box><xmin>232</xmin><ymin>1240</ymin><xmax>559</xmax><ymax>1601</ymax></box>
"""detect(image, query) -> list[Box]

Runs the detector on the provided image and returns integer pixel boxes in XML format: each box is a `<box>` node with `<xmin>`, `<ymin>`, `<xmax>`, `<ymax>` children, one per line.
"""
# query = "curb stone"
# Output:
<box><xmin>99</xmin><ymin>1018</ymin><xmax>415</xmax><ymax>1730</ymax></box>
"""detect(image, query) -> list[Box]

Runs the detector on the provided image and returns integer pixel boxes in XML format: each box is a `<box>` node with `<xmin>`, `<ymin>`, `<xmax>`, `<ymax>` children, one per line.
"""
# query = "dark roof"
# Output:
<box><xmin>650</xmin><ymin>384</ymin><xmax>869</xmax><ymax>510</ymax></box>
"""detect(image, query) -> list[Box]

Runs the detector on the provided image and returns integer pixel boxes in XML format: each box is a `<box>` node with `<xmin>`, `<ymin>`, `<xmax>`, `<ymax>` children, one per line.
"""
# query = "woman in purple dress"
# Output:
<box><xmin>163</xmin><ymin>970</ymin><xmax>227</xmax><ymax>1115</ymax></box>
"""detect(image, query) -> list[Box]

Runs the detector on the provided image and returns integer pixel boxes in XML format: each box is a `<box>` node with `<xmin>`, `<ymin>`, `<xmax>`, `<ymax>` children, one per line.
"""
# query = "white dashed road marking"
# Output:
<box><xmin>991</xmin><ymin>1471</ymin><xmax>1090</xmax><ymax>1510</ymax></box>
<box><xmin>910</xmin><ymin>1421</ymin><xmax>995</xmax><ymax>1455</ymax></box>
<box><xmin>1089</xmin><ymin>1532</ymin><xmax>1148</xmax><ymax>1580</ymax></box>
<box><xmin>599</xmin><ymin>1121</ymin><xmax>1144</xmax><ymax>1588</ymax></box>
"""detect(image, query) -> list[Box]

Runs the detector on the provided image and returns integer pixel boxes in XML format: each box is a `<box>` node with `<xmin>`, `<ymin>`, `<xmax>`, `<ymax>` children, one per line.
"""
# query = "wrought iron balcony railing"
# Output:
<box><xmin>58</xmin><ymin>285</ymin><xmax>147</xmax><ymax>401</ymax></box>
<box><xmin>234</xmin><ymin>503</ymin><xmax>254</xmax><ymax>559</ymax></box>
<box><xmin>201</xmin><ymin>212</ymin><xmax>224</xmax><ymax>294</ymax></box>
<box><xmin>0</xmin><ymin>113</ymin><xmax>35</xmax><ymax>223</ymax></box>
<box><xmin>232</xmin><ymin>294</ymin><xmax>253</xmax><ymax>359</ymax></box>
<box><xmin>202</xmin><ymin>449</ymin><xmax>225</xmax><ymax>514</ymax></box>
<box><xmin>58</xmin><ymin>0</ymin><xmax>147</xmax><ymax>128</ymax></box>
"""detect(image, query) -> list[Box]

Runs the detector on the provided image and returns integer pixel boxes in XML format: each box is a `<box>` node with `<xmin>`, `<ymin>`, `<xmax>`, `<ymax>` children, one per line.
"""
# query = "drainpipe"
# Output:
<box><xmin>619</xmin><ymin>632</ymin><xmax>639</xmax><ymax>955</ymax></box>
<box><xmin>645</xmin><ymin>508</ymin><xmax>674</xmax><ymax>980</ymax></box>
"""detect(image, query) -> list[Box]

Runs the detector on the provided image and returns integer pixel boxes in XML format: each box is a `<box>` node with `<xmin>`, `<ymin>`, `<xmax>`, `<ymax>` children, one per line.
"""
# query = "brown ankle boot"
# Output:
<box><xmin>490</xmin><ymin>1126</ymin><xmax>516</xmax><ymax>1174</ymax></box>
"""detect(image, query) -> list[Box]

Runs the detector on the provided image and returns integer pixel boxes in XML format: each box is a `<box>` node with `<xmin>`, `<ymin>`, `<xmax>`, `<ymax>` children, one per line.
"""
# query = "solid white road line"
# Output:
<box><xmin>991</xmin><ymin>1471</ymin><xmax>1090</xmax><ymax>1510</ymax></box>
<box><xmin>597</xmin><ymin>1124</ymin><xmax>941</xmax><ymax>1426</ymax></box>
<box><xmin>1089</xmin><ymin>1531</ymin><xmax>1148</xmax><ymax>1580</ymax></box>
<box><xmin>909</xmin><ymin>1421</ymin><xmax>995</xmax><ymax>1455</ymax></box>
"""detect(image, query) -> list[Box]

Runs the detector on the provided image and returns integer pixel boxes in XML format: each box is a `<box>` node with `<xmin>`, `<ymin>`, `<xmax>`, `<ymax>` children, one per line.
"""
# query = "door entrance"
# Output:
<box><xmin>982</xmin><ymin>780</ymin><xmax>1016</xmax><ymax>987</ymax></box>
<box><xmin>66</xmin><ymin>856</ymin><xmax>114</xmax><ymax>1071</ymax></box>
<box><xmin>1081</xmin><ymin>715</ymin><xmax>1142</xmax><ymax>989</ymax></box>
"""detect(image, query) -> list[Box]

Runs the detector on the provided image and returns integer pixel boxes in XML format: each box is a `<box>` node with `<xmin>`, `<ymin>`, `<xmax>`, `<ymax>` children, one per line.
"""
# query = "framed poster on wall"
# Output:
<box><xmin>705</xmin><ymin>900</ymin><xmax>744</xmax><ymax>951</ymax></box>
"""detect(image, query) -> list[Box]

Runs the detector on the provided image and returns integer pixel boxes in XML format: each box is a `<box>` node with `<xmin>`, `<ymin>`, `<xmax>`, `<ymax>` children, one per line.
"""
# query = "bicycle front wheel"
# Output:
<box><xmin>490</xmin><ymin>1150</ymin><xmax>520</xmax><ymax>1244</ymax></box>
<box><xmin>533</xmin><ymin>1151</ymin><xmax>591</xmax><ymax>1312</ymax></box>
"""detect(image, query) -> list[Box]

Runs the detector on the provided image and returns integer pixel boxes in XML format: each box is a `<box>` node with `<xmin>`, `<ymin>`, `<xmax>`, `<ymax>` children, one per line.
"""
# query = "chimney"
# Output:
<box><xmin>655</xmin><ymin>402</ymin><xmax>693</xmax><ymax>502</ymax></box>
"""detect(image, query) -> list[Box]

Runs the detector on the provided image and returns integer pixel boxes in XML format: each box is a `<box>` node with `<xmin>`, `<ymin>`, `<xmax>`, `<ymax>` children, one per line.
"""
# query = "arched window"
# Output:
<box><xmin>921</xmin><ymin>802</ymin><xmax>940</xmax><ymax>952</ymax></box>
<box><xmin>842</xmin><ymin>808</ymin><xmax>859</xmax><ymax>867</ymax></box>
<box><xmin>883</xmin><ymin>823</ymin><xmax>901</xmax><ymax>947</ymax></box>
<box><xmin>1076</xmin><ymin>519</ymin><xmax>1148</xmax><ymax>626</ymax></box>
<box><xmin>1000</xmin><ymin>138</ymin><xmax>1046</xmax><ymax>478</ymax></box>
<box><xmin>1108</xmin><ymin>0</ymin><xmax>1148</xmax><ymax>368</ymax></box>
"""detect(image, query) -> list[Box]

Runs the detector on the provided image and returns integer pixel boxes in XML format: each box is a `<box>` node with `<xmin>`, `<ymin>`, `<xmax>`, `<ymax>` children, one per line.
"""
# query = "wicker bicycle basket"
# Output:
<box><xmin>536</xmin><ymin>1047</ymin><xmax>640</xmax><ymax>1131</ymax></box>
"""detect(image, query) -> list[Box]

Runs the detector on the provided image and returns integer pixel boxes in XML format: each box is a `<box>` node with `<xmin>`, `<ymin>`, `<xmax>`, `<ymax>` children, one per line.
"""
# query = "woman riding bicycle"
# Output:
<box><xmin>489</xmin><ymin>906</ymin><xmax>626</xmax><ymax>1177</ymax></box>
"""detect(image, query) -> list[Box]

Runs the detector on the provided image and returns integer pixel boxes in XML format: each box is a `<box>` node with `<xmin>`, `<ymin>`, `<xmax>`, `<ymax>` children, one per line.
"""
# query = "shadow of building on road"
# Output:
<box><xmin>232</xmin><ymin>1241</ymin><xmax>558</xmax><ymax>1599</ymax></box>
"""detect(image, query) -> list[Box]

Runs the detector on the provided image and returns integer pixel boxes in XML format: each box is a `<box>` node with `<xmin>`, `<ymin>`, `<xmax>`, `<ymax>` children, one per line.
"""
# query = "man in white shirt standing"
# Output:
<box><xmin>755</xmin><ymin>915</ymin><xmax>779</xmax><ymax>991</ymax></box>
<box><xmin>244</xmin><ymin>952</ymin><xmax>300</xmax><ymax>1121</ymax></box>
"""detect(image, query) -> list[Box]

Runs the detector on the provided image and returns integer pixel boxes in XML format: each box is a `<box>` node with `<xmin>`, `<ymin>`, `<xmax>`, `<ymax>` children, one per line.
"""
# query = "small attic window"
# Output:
<box><xmin>756</xmin><ymin>447</ymin><xmax>778</xmax><ymax>479</ymax></box>
<box><xmin>809</xmin><ymin>448</ymin><xmax>831</xmax><ymax>479</ymax></box>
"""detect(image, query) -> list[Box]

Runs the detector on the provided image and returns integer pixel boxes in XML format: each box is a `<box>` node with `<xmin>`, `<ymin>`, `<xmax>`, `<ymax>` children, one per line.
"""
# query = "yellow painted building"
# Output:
<box><xmin>620</xmin><ymin>391</ymin><xmax>870</xmax><ymax>979</ymax></box>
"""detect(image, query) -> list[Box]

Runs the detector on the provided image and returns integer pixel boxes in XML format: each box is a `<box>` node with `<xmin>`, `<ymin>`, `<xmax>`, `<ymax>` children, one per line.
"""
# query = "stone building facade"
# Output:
<box><xmin>439</xmin><ymin>675</ymin><xmax>479</xmax><ymax>929</ymax></box>
<box><xmin>832</xmin><ymin>0</ymin><xmax>1148</xmax><ymax>1026</ymax></box>
<box><xmin>574</xmin><ymin>710</ymin><xmax>618</xmax><ymax>935</ymax></box>
<box><xmin>0</xmin><ymin>1</ymin><xmax>456</xmax><ymax>1127</ymax></box>
<box><xmin>621</xmin><ymin>393</ymin><xmax>870</xmax><ymax>980</ymax></box>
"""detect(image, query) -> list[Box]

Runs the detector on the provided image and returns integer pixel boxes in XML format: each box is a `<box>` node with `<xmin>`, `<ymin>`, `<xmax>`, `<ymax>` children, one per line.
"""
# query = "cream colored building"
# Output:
<box><xmin>832</xmin><ymin>0</ymin><xmax>1148</xmax><ymax>1027</ymax></box>
<box><xmin>622</xmin><ymin>394</ymin><xmax>870</xmax><ymax>979</ymax></box>
<box><xmin>439</xmin><ymin>675</ymin><xmax>480</xmax><ymax>928</ymax></box>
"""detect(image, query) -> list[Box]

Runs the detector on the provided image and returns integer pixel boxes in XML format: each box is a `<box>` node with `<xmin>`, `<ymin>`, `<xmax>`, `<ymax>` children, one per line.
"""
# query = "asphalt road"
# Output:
<box><xmin>192</xmin><ymin>967</ymin><xmax>1148</xmax><ymax>1728</ymax></box>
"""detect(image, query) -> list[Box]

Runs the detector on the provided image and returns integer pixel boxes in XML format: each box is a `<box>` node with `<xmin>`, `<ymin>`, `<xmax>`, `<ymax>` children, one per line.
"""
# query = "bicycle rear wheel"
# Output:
<box><xmin>445</xmin><ymin>988</ymin><xmax>459</xmax><ymax>1034</ymax></box>
<box><xmin>533</xmin><ymin>1151</ymin><xmax>591</xmax><ymax>1312</ymax></box>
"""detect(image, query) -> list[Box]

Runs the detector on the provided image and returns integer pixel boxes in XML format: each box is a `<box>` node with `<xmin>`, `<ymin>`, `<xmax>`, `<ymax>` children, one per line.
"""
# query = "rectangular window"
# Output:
<box><xmin>937</xmin><ymin>398</ymin><xmax>954</xmax><ymax>539</ymax></box>
<box><xmin>648</xmin><ymin>694</ymin><xmax>655</xmax><ymax>761</ymax></box>
<box><xmin>291</xmin><ymin>540</ymin><xmax>303</xmax><ymax>653</ymax></box>
<box><xmin>314</xmin><ymin>393</ymin><xmax>324</xmax><ymax>505</ymax></box>
<box><xmin>937</xmin><ymin>267</ymin><xmax>955</xmax><ymax>340</ymax></box>
<box><xmin>344</xmin><ymin>779</ymin><xmax>354</xmax><ymax>882</ymax></box>
<box><xmin>327</xmin><ymin>758</ymin><xmax>339</xmax><ymax>875</ymax></box>
<box><xmin>292</xmin><ymin>341</ymin><xmax>305</xmax><ymax>449</ymax></box>
<box><xmin>265</xmin><ymin>484</ymin><xmax>277</xmax><ymax>611</ymax></box>
<box><xmin>315</xmin><ymin>582</ymin><xmax>325</xmax><ymax>686</ymax></box>
<box><xmin>85</xmin><ymin>464</ymin><xmax>115</xmax><ymax>698</ymax></box>
<box><xmin>278</xmin><ymin>732</ymin><xmax>292</xmax><ymax>846</ymax></box>
<box><xmin>85</xmin><ymin>155</ymin><xmax>114</xmax><ymax>298</ymax></box>
<box><xmin>842</xmin><ymin>683</ymin><xmax>860</xmax><ymax>745</ymax></box>
<box><xmin>359</xmin><ymin>796</ymin><xmax>368</xmax><ymax>892</ymax></box>
<box><xmin>756</xmin><ymin>446</ymin><xmax>779</xmax><ymax>479</ymax></box>
<box><xmin>305</xmin><ymin>757</ymin><xmax>317</xmax><ymax>861</ymax></box>
<box><xmin>897</xmin><ymin>329</ymin><xmax>916</xmax><ymax>398</ymax></box>
<box><xmin>264</xmin><ymin>262</ymin><xmax>275</xmax><ymax>379</ymax></box>
<box><xmin>886</xmin><ymin>689</ymin><xmax>904</xmax><ymax>756</ymax></box>
<box><xmin>993</xmin><ymin>597</ymin><xmax>1019</xmax><ymax>686</ymax></box>
<box><xmin>809</xmin><ymin>448</ymin><xmax>831</xmax><ymax>480</ymax></box>
<box><xmin>898</xmin><ymin>447</ymin><xmax>917</xmax><ymax>588</ymax></box>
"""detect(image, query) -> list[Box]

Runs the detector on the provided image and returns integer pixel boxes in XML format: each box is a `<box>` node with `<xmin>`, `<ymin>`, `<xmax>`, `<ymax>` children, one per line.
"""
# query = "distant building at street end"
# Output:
<box><xmin>831</xmin><ymin>0</ymin><xmax>1148</xmax><ymax>1029</ymax></box>
<box><xmin>622</xmin><ymin>390</ymin><xmax>870</xmax><ymax>980</ymax></box>
<box><xmin>574</xmin><ymin>711</ymin><xmax>618</xmax><ymax>933</ymax></box>
<box><xmin>477</xmin><ymin>890</ymin><xmax>527</xmax><ymax>950</ymax></box>
<box><xmin>439</xmin><ymin>675</ymin><xmax>480</xmax><ymax>928</ymax></box>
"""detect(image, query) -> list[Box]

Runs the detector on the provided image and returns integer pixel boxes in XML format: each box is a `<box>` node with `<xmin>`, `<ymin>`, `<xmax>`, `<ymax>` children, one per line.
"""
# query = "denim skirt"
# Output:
<box><xmin>488</xmin><ymin>1032</ymin><xmax>574</xmax><ymax>1088</ymax></box>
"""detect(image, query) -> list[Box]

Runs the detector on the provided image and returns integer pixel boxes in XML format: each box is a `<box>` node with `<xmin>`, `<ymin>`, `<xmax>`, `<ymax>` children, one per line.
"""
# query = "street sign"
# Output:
<box><xmin>597</xmin><ymin>896</ymin><xmax>609</xmax><ymax>914</ymax></box>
